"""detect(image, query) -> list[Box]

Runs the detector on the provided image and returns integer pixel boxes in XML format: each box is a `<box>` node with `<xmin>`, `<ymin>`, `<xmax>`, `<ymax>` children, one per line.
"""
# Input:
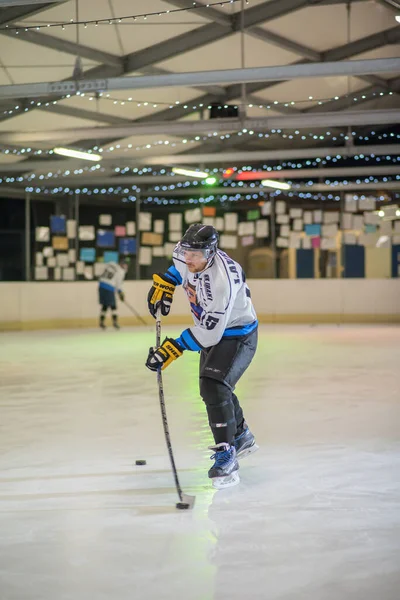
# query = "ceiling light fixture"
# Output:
<box><xmin>261</xmin><ymin>179</ymin><xmax>291</xmax><ymax>190</ymax></box>
<box><xmin>172</xmin><ymin>167</ymin><xmax>209</xmax><ymax>178</ymax></box>
<box><xmin>53</xmin><ymin>147</ymin><xmax>102</xmax><ymax>161</ymax></box>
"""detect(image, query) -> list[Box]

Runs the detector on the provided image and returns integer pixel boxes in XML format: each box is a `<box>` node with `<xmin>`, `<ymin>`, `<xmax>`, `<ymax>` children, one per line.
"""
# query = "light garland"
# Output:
<box><xmin>3</xmin><ymin>150</ymin><xmax>400</xmax><ymax>186</ymax></box>
<box><xmin>2</xmin><ymin>88</ymin><xmax>395</xmax><ymax>122</ymax></box>
<box><xmin>19</xmin><ymin>174</ymin><xmax>400</xmax><ymax>197</ymax></box>
<box><xmin>2</xmin><ymin>1</ymin><xmax>243</xmax><ymax>33</ymax></box>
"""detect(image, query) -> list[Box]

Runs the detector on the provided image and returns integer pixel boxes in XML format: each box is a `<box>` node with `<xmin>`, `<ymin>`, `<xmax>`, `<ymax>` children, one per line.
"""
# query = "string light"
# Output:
<box><xmin>3</xmin><ymin>1</ymin><xmax>240</xmax><ymax>32</ymax></box>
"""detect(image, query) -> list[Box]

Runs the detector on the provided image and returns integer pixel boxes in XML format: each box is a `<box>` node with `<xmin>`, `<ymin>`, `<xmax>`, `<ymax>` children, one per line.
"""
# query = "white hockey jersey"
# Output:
<box><xmin>168</xmin><ymin>249</ymin><xmax>257</xmax><ymax>351</ymax></box>
<box><xmin>98</xmin><ymin>262</ymin><xmax>126</xmax><ymax>292</ymax></box>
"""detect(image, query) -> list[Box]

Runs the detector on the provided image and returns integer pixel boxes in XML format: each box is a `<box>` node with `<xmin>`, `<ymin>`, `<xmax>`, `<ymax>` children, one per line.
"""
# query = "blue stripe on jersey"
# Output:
<box><xmin>223</xmin><ymin>320</ymin><xmax>258</xmax><ymax>337</ymax></box>
<box><xmin>99</xmin><ymin>281</ymin><xmax>115</xmax><ymax>292</ymax></box>
<box><xmin>166</xmin><ymin>265</ymin><xmax>182</xmax><ymax>286</ymax></box>
<box><xmin>176</xmin><ymin>329</ymin><xmax>202</xmax><ymax>352</ymax></box>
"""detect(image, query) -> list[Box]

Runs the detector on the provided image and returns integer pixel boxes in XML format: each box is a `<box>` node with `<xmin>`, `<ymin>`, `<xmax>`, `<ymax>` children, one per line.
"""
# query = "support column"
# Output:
<box><xmin>135</xmin><ymin>190</ymin><xmax>141</xmax><ymax>280</ymax></box>
<box><xmin>74</xmin><ymin>192</ymin><xmax>80</xmax><ymax>261</ymax></box>
<box><xmin>25</xmin><ymin>191</ymin><xmax>31</xmax><ymax>281</ymax></box>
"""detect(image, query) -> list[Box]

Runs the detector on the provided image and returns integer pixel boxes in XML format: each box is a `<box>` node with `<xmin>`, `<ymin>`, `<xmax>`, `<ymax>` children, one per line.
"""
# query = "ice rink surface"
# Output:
<box><xmin>0</xmin><ymin>324</ymin><xmax>399</xmax><ymax>600</ymax></box>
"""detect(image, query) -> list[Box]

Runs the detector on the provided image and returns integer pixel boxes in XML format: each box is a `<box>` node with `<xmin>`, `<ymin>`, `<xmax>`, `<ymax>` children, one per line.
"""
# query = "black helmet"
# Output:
<box><xmin>179</xmin><ymin>224</ymin><xmax>218</xmax><ymax>258</ymax></box>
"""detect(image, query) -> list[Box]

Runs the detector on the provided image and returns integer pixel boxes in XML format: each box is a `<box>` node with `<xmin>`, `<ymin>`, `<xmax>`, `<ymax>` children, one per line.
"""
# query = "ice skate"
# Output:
<box><xmin>208</xmin><ymin>443</ymin><xmax>240</xmax><ymax>489</ymax></box>
<box><xmin>112</xmin><ymin>315</ymin><xmax>120</xmax><ymax>330</ymax></box>
<box><xmin>234</xmin><ymin>423</ymin><xmax>259</xmax><ymax>459</ymax></box>
<box><xmin>99</xmin><ymin>316</ymin><xmax>106</xmax><ymax>330</ymax></box>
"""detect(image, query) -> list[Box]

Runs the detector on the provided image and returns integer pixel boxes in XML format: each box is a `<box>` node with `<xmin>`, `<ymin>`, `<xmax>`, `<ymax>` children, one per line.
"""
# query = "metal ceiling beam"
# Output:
<box><xmin>0</xmin><ymin>1</ymin><xmax>64</xmax><ymax>25</ymax></box>
<box><xmin>1</xmin><ymin>109</ymin><xmax>398</xmax><ymax>143</ymax></box>
<box><xmin>0</xmin><ymin>29</ymin><xmax>124</xmax><ymax>68</ymax></box>
<box><xmin>38</xmin><ymin>166</ymin><xmax>400</xmax><ymax>186</ymax></box>
<box><xmin>2</xmin><ymin>143</ymin><xmax>399</xmax><ymax>172</ymax></box>
<box><xmin>0</xmin><ymin>58</ymin><xmax>398</xmax><ymax>99</ymax></box>
<box><xmin>38</xmin><ymin>104</ymin><xmax>132</xmax><ymax>125</ymax></box>
<box><xmin>322</xmin><ymin>26</ymin><xmax>400</xmax><ymax>61</ymax></box>
<box><xmin>307</xmin><ymin>76</ymin><xmax>400</xmax><ymax>112</ymax></box>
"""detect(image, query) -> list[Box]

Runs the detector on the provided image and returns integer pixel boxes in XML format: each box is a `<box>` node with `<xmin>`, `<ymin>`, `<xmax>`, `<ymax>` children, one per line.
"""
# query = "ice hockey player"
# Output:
<box><xmin>98</xmin><ymin>259</ymin><xmax>128</xmax><ymax>330</ymax></box>
<box><xmin>145</xmin><ymin>224</ymin><xmax>258</xmax><ymax>489</ymax></box>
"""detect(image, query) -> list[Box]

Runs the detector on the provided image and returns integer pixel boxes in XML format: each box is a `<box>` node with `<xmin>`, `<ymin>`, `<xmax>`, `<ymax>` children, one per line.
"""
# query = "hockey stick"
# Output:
<box><xmin>156</xmin><ymin>307</ymin><xmax>196</xmax><ymax>511</ymax></box>
<box><xmin>123</xmin><ymin>299</ymin><xmax>148</xmax><ymax>327</ymax></box>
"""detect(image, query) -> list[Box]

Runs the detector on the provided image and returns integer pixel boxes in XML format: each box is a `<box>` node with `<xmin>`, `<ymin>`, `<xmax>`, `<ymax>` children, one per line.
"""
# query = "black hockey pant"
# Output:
<box><xmin>199</xmin><ymin>328</ymin><xmax>258</xmax><ymax>446</ymax></box>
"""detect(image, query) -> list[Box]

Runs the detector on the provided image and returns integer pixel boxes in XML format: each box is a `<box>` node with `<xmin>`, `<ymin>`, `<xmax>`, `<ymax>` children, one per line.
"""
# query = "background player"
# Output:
<box><xmin>145</xmin><ymin>224</ymin><xmax>258</xmax><ymax>489</ymax></box>
<box><xmin>98</xmin><ymin>259</ymin><xmax>128</xmax><ymax>330</ymax></box>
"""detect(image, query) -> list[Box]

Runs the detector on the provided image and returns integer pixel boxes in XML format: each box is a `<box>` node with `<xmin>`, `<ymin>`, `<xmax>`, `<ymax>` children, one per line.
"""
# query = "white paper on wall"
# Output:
<box><xmin>84</xmin><ymin>266</ymin><xmax>93</xmax><ymax>280</ymax></box>
<box><xmin>56</xmin><ymin>253</ymin><xmax>69</xmax><ymax>267</ymax></box>
<box><xmin>238</xmin><ymin>222</ymin><xmax>255</xmax><ymax>236</ymax></box>
<box><xmin>35</xmin><ymin>252</ymin><xmax>43</xmax><ymax>267</ymax></box>
<box><xmin>343</xmin><ymin>233</ymin><xmax>357</xmax><ymax>245</ymax></box>
<box><xmin>215</xmin><ymin>217</ymin><xmax>224</xmax><ymax>231</ymax></box>
<box><xmin>68</xmin><ymin>249</ymin><xmax>76</xmax><ymax>263</ymax></box>
<box><xmin>35</xmin><ymin>266</ymin><xmax>48</xmax><ymax>280</ymax></box>
<box><xmin>62</xmin><ymin>267</ymin><xmax>75</xmax><ymax>281</ymax></box>
<box><xmin>364</xmin><ymin>212</ymin><xmax>380</xmax><ymax>225</ymax></box>
<box><xmin>275</xmin><ymin>200</ymin><xmax>286</xmax><ymax>215</ymax></box>
<box><xmin>139</xmin><ymin>246</ymin><xmax>152</xmax><ymax>266</ymax></box>
<box><xmin>302</xmin><ymin>236</ymin><xmax>312</xmax><ymax>249</ymax></box>
<box><xmin>323</xmin><ymin>212</ymin><xmax>340</xmax><ymax>224</ymax></box>
<box><xmin>276</xmin><ymin>237</ymin><xmax>289</xmax><ymax>248</ymax></box>
<box><xmin>241</xmin><ymin>235</ymin><xmax>254</xmax><ymax>247</ymax></box>
<box><xmin>219</xmin><ymin>234</ymin><xmax>238</xmax><ymax>249</ymax></box>
<box><xmin>261</xmin><ymin>201</ymin><xmax>271</xmax><ymax>217</ymax></box>
<box><xmin>126</xmin><ymin>221</ymin><xmax>136</xmax><ymax>235</ymax></box>
<box><xmin>276</xmin><ymin>214</ymin><xmax>289</xmax><ymax>225</ymax></box>
<box><xmin>164</xmin><ymin>243</ymin><xmax>175</xmax><ymax>257</ymax></box>
<box><xmin>352</xmin><ymin>215</ymin><xmax>364</xmax><ymax>231</ymax></box>
<box><xmin>67</xmin><ymin>220</ymin><xmax>76</xmax><ymax>239</ymax></box>
<box><xmin>224</xmin><ymin>212</ymin><xmax>238</xmax><ymax>231</ymax></box>
<box><xmin>321</xmin><ymin>237</ymin><xmax>337</xmax><ymax>250</ymax></box>
<box><xmin>289</xmin><ymin>208</ymin><xmax>303</xmax><ymax>219</ymax></box>
<box><xmin>303</xmin><ymin>211</ymin><xmax>313</xmax><ymax>225</ymax></box>
<box><xmin>203</xmin><ymin>217</ymin><xmax>215</xmax><ymax>226</ymax></box>
<box><xmin>43</xmin><ymin>246</ymin><xmax>54</xmax><ymax>258</ymax></box>
<box><xmin>293</xmin><ymin>219</ymin><xmax>303</xmax><ymax>231</ymax></box>
<box><xmin>345</xmin><ymin>195</ymin><xmax>358</xmax><ymax>212</ymax></box>
<box><xmin>359</xmin><ymin>197</ymin><xmax>376</xmax><ymax>211</ymax></box>
<box><xmin>169</xmin><ymin>231</ymin><xmax>181</xmax><ymax>242</ymax></box>
<box><xmin>169</xmin><ymin>213</ymin><xmax>182</xmax><ymax>232</ymax></box>
<box><xmin>322</xmin><ymin>224</ymin><xmax>338</xmax><ymax>237</ymax></box>
<box><xmin>185</xmin><ymin>208</ymin><xmax>202</xmax><ymax>224</ymax></box>
<box><xmin>79</xmin><ymin>226</ymin><xmax>95</xmax><ymax>241</ymax></box>
<box><xmin>35</xmin><ymin>227</ymin><xmax>50</xmax><ymax>242</ymax></box>
<box><xmin>393</xmin><ymin>221</ymin><xmax>400</xmax><ymax>234</ymax></box>
<box><xmin>152</xmin><ymin>246</ymin><xmax>165</xmax><ymax>257</ymax></box>
<box><xmin>94</xmin><ymin>263</ymin><xmax>105</xmax><ymax>277</ymax></box>
<box><xmin>255</xmin><ymin>219</ymin><xmax>269</xmax><ymax>238</ymax></box>
<box><xmin>313</xmin><ymin>210</ymin><xmax>323</xmax><ymax>223</ymax></box>
<box><xmin>139</xmin><ymin>212</ymin><xmax>152</xmax><ymax>231</ymax></box>
<box><xmin>47</xmin><ymin>257</ymin><xmax>56</xmax><ymax>268</ymax></box>
<box><xmin>54</xmin><ymin>267</ymin><xmax>61</xmax><ymax>281</ymax></box>
<box><xmin>76</xmin><ymin>261</ymin><xmax>85</xmax><ymax>275</ymax></box>
<box><xmin>358</xmin><ymin>233</ymin><xmax>379</xmax><ymax>247</ymax></box>
<box><xmin>341</xmin><ymin>213</ymin><xmax>353</xmax><ymax>230</ymax></box>
<box><xmin>280</xmin><ymin>225</ymin><xmax>290</xmax><ymax>237</ymax></box>
<box><xmin>289</xmin><ymin>234</ymin><xmax>301</xmax><ymax>249</ymax></box>
<box><xmin>99</xmin><ymin>214</ymin><xmax>112</xmax><ymax>226</ymax></box>
<box><xmin>380</xmin><ymin>221</ymin><xmax>392</xmax><ymax>235</ymax></box>
<box><xmin>154</xmin><ymin>220</ymin><xmax>165</xmax><ymax>234</ymax></box>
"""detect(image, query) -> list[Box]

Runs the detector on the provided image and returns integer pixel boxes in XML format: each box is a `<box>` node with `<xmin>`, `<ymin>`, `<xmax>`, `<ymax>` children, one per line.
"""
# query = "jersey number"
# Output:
<box><xmin>205</xmin><ymin>315</ymin><xmax>219</xmax><ymax>331</ymax></box>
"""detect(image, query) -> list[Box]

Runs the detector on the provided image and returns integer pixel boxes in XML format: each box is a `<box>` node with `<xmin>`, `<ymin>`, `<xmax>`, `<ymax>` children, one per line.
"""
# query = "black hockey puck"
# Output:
<box><xmin>176</xmin><ymin>502</ymin><xmax>190</xmax><ymax>510</ymax></box>
<box><xmin>135</xmin><ymin>460</ymin><xmax>147</xmax><ymax>466</ymax></box>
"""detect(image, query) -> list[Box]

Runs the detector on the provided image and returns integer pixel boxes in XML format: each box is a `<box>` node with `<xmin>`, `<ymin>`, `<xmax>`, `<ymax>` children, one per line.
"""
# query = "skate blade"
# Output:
<box><xmin>212</xmin><ymin>471</ymin><xmax>240</xmax><ymax>490</ymax></box>
<box><xmin>237</xmin><ymin>442</ymin><xmax>259</xmax><ymax>460</ymax></box>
